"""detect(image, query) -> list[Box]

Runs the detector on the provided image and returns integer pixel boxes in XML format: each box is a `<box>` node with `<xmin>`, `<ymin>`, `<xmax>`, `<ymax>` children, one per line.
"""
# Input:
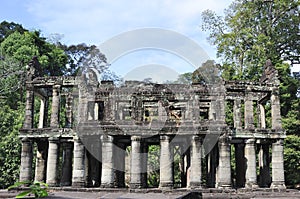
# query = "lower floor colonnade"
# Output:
<box><xmin>19</xmin><ymin>134</ymin><xmax>286</xmax><ymax>190</ymax></box>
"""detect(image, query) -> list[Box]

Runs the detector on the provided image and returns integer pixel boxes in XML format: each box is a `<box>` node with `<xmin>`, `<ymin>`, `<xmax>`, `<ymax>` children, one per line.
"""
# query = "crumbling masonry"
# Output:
<box><xmin>19</xmin><ymin>58</ymin><xmax>286</xmax><ymax>189</ymax></box>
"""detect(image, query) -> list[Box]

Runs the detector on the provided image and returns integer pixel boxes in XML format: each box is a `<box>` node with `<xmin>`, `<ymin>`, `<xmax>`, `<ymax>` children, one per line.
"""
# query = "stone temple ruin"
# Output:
<box><xmin>19</xmin><ymin>57</ymin><xmax>286</xmax><ymax>190</ymax></box>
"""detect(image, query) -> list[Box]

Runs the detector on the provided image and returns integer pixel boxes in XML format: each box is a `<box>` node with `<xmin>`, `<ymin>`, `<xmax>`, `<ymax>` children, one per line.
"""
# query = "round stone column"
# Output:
<box><xmin>217</xmin><ymin>136</ymin><xmax>231</xmax><ymax>188</ymax></box>
<box><xmin>34</xmin><ymin>140</ymin><xmax>48</xmax><ymax>182</ymax></box>
<box><xmin>100</xmin><ymin>135</ymin><xmax>114</xmax><ymax>188</ymax></box>
<box><xmin>130</xmin><ymin>136</ymin><xmax>142</xmax><ymax>189</ymax></box>
<box><xmin>245</xmin><ymin>138</ymin><xmax>258</xmax><ymax>188</ymax></box>
<box><xmin>270</xmin><ymin>139</ymin><xmax>286</xmax><ymax>189</ymax></box>
<box><xmin>188</xmin><ymin>136</ymin><xmax>202</xmax><ymax>188</ymax></box>
<box><xmin>23</xmin><ymin>88</ymin><xmax>34</xmax><ymax>129</ymax></box>
<box><xmin>72</xmin><ymin>138</ymin><xmax>85</xmax><ymax>187</ymax></box>
<box><xmin>19</xmin><ymin>138</ymin><xmax>33</xmax><ymax>182</ymax></box>
<box><xmin>50</xmin><ymin>85</ymin><xmax>60</xmax><ymax>128</ymax></box>
<box><xmin>159</xmin><ymin>135</ymin><xmax>173</xmax><ymax>188</ymax></box>
<box><xmin>46</xmin><ymin>137</ymin><xmax>59</xmax><ymax>186</ymax></box>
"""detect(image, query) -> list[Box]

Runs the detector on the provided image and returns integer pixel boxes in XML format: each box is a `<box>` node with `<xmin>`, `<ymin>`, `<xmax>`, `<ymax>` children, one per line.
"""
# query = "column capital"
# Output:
<box><xmin>271</xmin><ymin>88</ymin><xmax>280</xmax><ymax>95</ymax></box>
<box><xmin>131</xmin><ymin>135</ymin><xmax>142</xmax><ymax>141</ymax></box>
<box><xmin>218</xmin><ymin>134</ymin><xmax>230</xmax><ymax>144</ymax></box>
<box><xmin>160</xmin><ymin>135</ymin><xmax>171</xmax><ymax>141</ymax></box>
<box><xmin>192</xmin><ymin>135</ymin><xmax>203</xmax><ymax>142</ymax></box>
<box><xmin>245</xmin><ymin>138</ymin><xmax>256</xmax><ymax>145</ymax></box>
<box><xmin>62</xmin><ymin>141</ymin><xmax>73</xmax><ymax>149</ymax></box>
<box><xmin>48</xmin><ymin>137</ymin><xmax>59</xmax><ymax>143</ymax></box>
<box><xmin>53</xmin><ymin>84</ymin><xmax>61</xmax><ymax>90</ymax></box>
<box><xmin>273</xmin><ymin>139</ymin><xmax>284</xmax><ymax>146</ymax></box>
<box><xmin>21</xmin><ymin>137</ymin><xmax>32</xmax><ymax>143</ymax></box>
<box><xmin>101</xmin><ymin>135</ymin><xmax>114</xmax><ymax>143</ymax></box>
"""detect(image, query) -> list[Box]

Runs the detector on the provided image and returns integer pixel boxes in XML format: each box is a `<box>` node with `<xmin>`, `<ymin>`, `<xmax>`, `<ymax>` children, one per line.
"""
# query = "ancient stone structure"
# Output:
<box><xmin>19</xmin><ymin>58</ymin><xmax>286</xmax><ymax>190</ymax></box>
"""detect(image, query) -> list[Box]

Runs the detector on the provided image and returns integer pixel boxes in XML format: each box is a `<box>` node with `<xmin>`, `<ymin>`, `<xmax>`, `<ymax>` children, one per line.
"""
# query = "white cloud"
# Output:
<box><xmin>26</xmin><ymin>0</ymin><xmax>232</xmax><ymax>44</ymax></box>
<box><xmin>24</xmin><ymin>0</ymin><xmax>232</xmax><ymax>77</ymax></box>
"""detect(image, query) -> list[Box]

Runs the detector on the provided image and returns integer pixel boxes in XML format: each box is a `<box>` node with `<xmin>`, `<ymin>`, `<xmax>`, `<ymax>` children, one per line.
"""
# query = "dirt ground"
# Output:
<box><xmin>1</xmin><ymin>188</ymin><xmax>299</xmax><ymax>199</ymax></box>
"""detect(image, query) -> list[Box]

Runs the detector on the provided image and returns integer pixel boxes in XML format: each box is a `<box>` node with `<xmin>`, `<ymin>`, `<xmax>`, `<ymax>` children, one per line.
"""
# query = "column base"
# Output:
<box><xmin>216</xmin><ymin>182</ymin><xmax>231</xmax><ymax>189</ymax></box>
<box><xmin>129</xmin><ymin>183</ymin><xmax>142</xmax><ymax>189</ymax></box>
<box><xmin>46</xmin><ymin>182</ymin><xmax>59</xmax><ymax>187</ymax></box>
<box><xmin>188</xmin><ymin>182</ymin><xmax>202</xmax><ymax>189</ymax></box>
<box><xmin>245</xmin><ymin>182</ymin><xmax>259</xmax><ymax>189</ymax></box>
<box><xmin>72</xmin><ymin>181</ymin><xmax>85</xmax><ymax>187</ymax></box>
<box><xmin>100</xmin><ymin>183</ymin><xmax>115</xmax><ymax>188</ymax></box>
<box><xmin>159</xmin><ymin>181</ymin><xmax>173</xmax><ymax>189</ymax></box>
<box><xmin>60</xmin><ymin>182</ymin><xmax>71</xmax><ymax>186</ymax></box>
<box><xmin>271</xmin><ymin>182</ymin><xmax>286</xmax><ymax>190</ymax></box>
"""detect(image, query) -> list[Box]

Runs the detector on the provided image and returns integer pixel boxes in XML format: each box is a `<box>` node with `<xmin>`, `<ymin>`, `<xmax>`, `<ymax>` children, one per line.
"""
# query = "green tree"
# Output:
<box><xmin>0</xmin><ymin>24</ymin><xmax>69</xmax><ymax>188</ymax></box>
<box><xmin>284</xmin><ymin>135</ymin><xmax>300</xmax><ymax>187</ymax></box>
<box><xmin>174</xmin><ymin>60</ymin><xmax>221</xmax><ymax>84</ymax></box>
<box><xmin>147</xmin><ymin>145</ymin><xmax>160</xmax><ymax>187</ymax></box>
<box><xmin>0</xmin><ymin>21</ymin><xmax>27</xmax><ymax>43</ymax></box>
<box><xmin>174</xmin><ymin>72</ymin><xmax>193</xmax><ymax>84</ymax></box>
<box><xmin>0</xmin><ymin>54</ymin><xmax>24</xmax><ymax>108</ymax></box>
<box><xmin>201</xmin><ymin>0</ymin><xmax>300</xmax><ymax>80</ymax></box>
<box><xmin>59</xmin><ymin>43</ymin><xmax>121</xmax><ymax>82</ymax></box>
<box><xmin>0</xmin><ymin>31</ymin><xmax>68</xmax><ymax>76</ymax></box>
<box><xmin>275</xmin><ymin>62</ymin><xmax>299</xmax><ymax>117</ymax></box>
<box><xmin>0</xmin><ymin>102</ymin><xmax>24</xmax><ymax>188</ymax></box>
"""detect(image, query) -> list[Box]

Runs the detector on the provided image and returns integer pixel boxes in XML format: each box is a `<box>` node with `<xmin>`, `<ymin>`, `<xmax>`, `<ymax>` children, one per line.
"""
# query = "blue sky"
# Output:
<box><xmin>1</xmin><ymin>0</ymin><xmax>298</xmax><ymax>82</ymax></box>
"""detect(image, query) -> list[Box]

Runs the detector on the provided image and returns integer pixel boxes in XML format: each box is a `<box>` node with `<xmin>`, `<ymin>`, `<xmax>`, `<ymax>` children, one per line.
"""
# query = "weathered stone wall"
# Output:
<box><xmin>18</xmin><ymin>58</ymin><xmax>286</xmax><ymax>190</ymax></box>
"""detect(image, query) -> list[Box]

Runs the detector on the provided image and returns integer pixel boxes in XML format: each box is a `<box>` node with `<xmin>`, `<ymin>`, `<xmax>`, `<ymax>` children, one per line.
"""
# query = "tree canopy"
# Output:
<box><xmin>0</xmin><ymin>21</ymin><xmax>26</xmax><ymax>43</ymax></box>
<box><xmin>201</xmin><ymin>0</ymin><xmax>300</xmax><ymax>80</ymax></box>
<box><xmin>0</xmin><ymin>31</ymin><xmax>68</xmax><ymax>76</ymax></box>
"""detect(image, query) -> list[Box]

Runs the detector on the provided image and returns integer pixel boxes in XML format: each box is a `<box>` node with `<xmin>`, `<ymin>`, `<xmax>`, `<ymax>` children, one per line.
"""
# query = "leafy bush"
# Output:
<box><xmin>8</xmin><ymin>181</ymin><xmax>48</xmax><ymax>198</ymax></box>
<box><xmin>284</xmin><ymin>135</ymin><xmax>300</xmax><ymax>187</ymax></box>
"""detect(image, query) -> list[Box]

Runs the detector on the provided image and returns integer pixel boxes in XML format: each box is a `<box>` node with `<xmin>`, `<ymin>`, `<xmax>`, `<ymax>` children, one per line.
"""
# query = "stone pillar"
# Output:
<box><xmin>65</xmin><ymin>94</ymin><xmax>73</xmax><ymax>128</ymax></box>
<box><xmin>38</xmin><ymin>98</ymin><xmax>46</xmax><ymax>128</ymax></box>
<box><xmin>258</xmin><ymin>103</ymin><xmax>266</xmax><ymax>128</ymax></box>
<box><xmin>244</xmin><ymin>90</ymin><xmax>254</xmax><ymax>129</ymax></box>
<box><xmin>19</xmin><ymin>138</ymin><xmax>33</xmax><ymax>182</ymax></box>
<box><xmin>34</xmin><ymin>140</ymin><xmax>48</xmax><ymax>182</ymax></box>
<box><xmin>72</xmin><ymin>138</ymin><xmax>85</xmax><ymax>187</ymax></box>
<box><xmin>209</xmin><ymin>100</ymin><xmax>217</xmax><ymax>120</ymax></box>
<box><xmin>188</xmin><ymin>136</ymin><xmax>202</xmax><ymax>188</ymax></box>
<box><xmin>50</xmin><ymin>85</ymin><xmax>60</xmax><ymax>128</ymax></box>
<box><xmin>235</xmin><ymin>143</ymin><xmax>245</xmax><ymax>188</ymax></box>
<box><xmin>270</xmin><ymin>139</ymin><xmax>286</xmax><ymax>189</ymax></box>
<box><xmin>130</xmin><ymin>136</ymin><xmax>142</xmax><ymax>188</ymax></box>
<box><xmin>233</xmin><ymin>99</ymin><xmax>242</xmax><ymax>129</ymax></box>
<box><xmin>159</xmin><ymin>135</ymin><xmax>173</xmax><ymax>188</ymax></box>
<box><xmin>46</xmin><ymin>138</ymin><xmax>59</xmax><ymax>186</ymax></box>
<box><xmin>60</xmin><ymin>142</ymin><xmax>73</xmax><ymax>186</ymax></box>
<box><xmin>115</xmin><ymin>143</ymin><xmax>126</xmax><ymax>188</ymax></box>
<box><xmin>217</xmin><ymin>136</ymin><xmax>231</xmax><ymax>188</ymax></box>
<box><xmin>141</xmin><ymin>142</ymin><xmax>148</xmax><ymax>188</ymax></box>
<box><xmin>271</xmin><ymin>89</ymin><xmax>282</xmax><ymax>130</ymax></box>
<box><xmin>216</xmin><ymin>97</ymin><xmax>226</xmax><ymax>122</ymax></box>
<box><xmin>94</xmin><ymin>102</ymin><xmax>99</xmax><ymax>120</ymax></box>
<box><xmin>101</xmin><ymin>135</ymin><xmax>114</xmax><ymax>188</ymax></box>
<box><xmin>258</xmin><ymin>144</ymin><xmax>271</xmax><ymax>187</ymax></box>
<box><xmin>244</xmin><ymin>139</ymin><xmax>258</xmax><ymax>188</ymax></box>
<box><xmin>78</xmin><ymin>84</ymin><xmax>88</xmax><ymax>122</ymax></box>
<box><xmin>23</xmin><ymin>87</ymin><xmax>34</xmax><ymax>128</ymax></box>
